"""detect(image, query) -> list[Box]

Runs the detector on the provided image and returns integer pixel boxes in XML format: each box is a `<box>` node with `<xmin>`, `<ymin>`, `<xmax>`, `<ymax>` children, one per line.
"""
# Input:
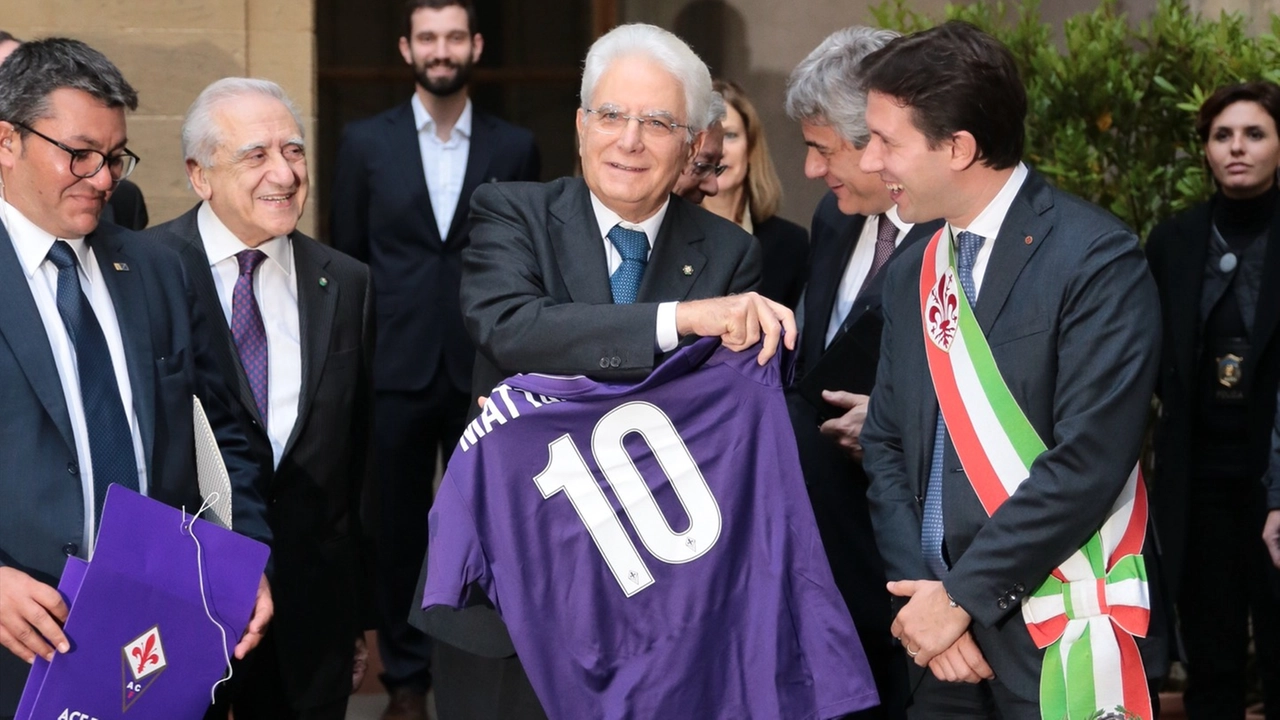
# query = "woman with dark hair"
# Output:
<box><xmin>704</xmin><ymin>80</ymin><xmax>808</xmax><ymax>310</ymax></box>
<box><xmin>1145</xmin><ymin>80</ymin><xmax>1280</xmax><ymax>720</ymax></box>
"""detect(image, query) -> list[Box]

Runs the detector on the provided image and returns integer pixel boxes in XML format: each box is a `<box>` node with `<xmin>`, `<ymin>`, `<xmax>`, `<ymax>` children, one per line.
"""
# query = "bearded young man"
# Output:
<box><xmin>329</xmin><ymin>2</ymin><xmax>540</xmax><ymax>718</ymax></box>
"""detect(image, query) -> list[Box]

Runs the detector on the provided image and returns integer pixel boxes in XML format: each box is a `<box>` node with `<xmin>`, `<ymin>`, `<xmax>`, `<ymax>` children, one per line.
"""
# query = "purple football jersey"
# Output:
<box><xmin>422</xmin><ymin>339</ymin><xmax>878</xmax><ymax>719</ymax></box>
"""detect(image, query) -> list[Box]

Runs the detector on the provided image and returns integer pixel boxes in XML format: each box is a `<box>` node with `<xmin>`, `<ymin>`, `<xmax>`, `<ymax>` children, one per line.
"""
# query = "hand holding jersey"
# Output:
<box><xmin>674</xmin><ymin>291</ymin><xmax>795</xmax><ymax>364</ymax></box>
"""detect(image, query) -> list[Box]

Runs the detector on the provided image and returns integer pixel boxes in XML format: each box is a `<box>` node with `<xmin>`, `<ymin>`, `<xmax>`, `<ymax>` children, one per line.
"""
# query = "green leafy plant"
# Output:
<box><xmin>871</xmin><ymin>0</ymin><xmax>1280</xmax><ymax>237</ymax></box>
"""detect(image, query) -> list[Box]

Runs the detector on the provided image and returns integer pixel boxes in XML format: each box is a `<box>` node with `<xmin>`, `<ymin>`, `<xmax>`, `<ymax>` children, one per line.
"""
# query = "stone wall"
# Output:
<box><xmin>2</xmin><ymin>0</ymin><xmax>318</xmax><ymax>235</ymax></box>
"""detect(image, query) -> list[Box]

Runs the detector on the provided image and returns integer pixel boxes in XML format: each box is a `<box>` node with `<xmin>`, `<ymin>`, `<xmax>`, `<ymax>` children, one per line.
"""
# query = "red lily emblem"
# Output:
<box><xmin>927</xmin><ymin>272</ymin><xmax>959</xmax><ymax>351</ymax></box>
<box><xmin>131</xmin><ymin>632</ymin><xmax>161</xmax><ymax>676</ymax></box>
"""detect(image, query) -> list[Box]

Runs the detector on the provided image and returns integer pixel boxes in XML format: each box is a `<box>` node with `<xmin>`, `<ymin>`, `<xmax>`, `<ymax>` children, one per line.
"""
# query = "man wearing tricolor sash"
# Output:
<box><xmin>857</xmin><ymin>22</ymin><xmax>1168</xmax><ymax>719</ymax></box>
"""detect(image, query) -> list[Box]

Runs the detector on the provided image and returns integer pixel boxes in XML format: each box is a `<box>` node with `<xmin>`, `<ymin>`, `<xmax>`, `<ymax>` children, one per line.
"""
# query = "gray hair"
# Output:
<box><xmin>580</xmin><ymin>23</ymin><xmax>714</xmax><ymax>135</ymax></box>
<box><xmin>0</xmin><ymin>38</ymin><xmax>137</xmax><ymax>134</ymax></box>
<box><xmin>785</xmin><ymin>26</ymin><xmax>899</xmax><ymax>148</ymax></box>
<box><xmin>182</xmin><ymin>77</ymin><xmax>304</xmax><ymax>167</ymax></box>
<box><xmin>707</xmin><ymin>90</ymin><xmax>726</xmax><ymax>125</ymax></box>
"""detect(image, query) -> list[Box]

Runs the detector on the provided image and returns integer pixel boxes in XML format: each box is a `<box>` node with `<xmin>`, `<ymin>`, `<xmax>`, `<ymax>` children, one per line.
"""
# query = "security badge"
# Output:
<box><xmin>1217</xmin><ymin>353</ymin><xmax>1243</xmax><ymax>388</ymax></box>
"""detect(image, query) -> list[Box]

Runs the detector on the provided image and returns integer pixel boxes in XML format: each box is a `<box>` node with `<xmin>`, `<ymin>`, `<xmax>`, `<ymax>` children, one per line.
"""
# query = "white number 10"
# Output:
<box><xmin>533</xmin><ymin>401</ymin><xmax>722</xmax><ymax>597</ymax></box>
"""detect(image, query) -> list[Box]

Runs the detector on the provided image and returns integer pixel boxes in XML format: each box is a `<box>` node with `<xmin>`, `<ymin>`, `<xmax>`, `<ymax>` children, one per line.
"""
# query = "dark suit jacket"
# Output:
<box><xmin>330</xmin><ymin>100</ymin><xmax>540</xmax><ymax>395</ymax></box>
<box><xmin>754</xmin><ymin>214</ymin><xmax>808</xmax><ymax>310</ymax></box>
<box><xmin>796</xmin><ymin>193</ymin><xmax>942</xmax><ymax>383</ymax></box>
<box><xmin>462</xmin><ymin>177</ymin><xmax>762</xmax><ymax>400</ymax></box>
<box><xmin>0</xmin><ymin>220</ymin><xmax>268</xmax><ymax>716</ymax></box>
<box><xmin>861</xmin><ymin>170</ymin><xmax>1163</xmax><ymax>701</ymax></box>
<box><xmin>145</xmin><ymin>206</ymin><xmax>376</xmax><ymax>710</ymax></box>
<box><xmin>1270</xmin><ymin>393</ymin><xmax>1280</xmax><ymax>511</ymax></box>
<box><xmin>1144</xmin><ymin>197</ymin><xmax>1280</xmax><ymax>598</ymax></box>
<box><xmin>102</xmin><ymin>178</ymin><xmax>149</xmax><ymax>231</ymax></box>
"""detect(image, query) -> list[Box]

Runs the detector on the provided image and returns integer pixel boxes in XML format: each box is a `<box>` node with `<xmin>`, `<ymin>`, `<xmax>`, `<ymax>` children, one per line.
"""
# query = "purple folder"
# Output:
<box><xmin>17</xmin><ymin>486</ymin><xmax>268</xmax><ymax>720</ymax></box>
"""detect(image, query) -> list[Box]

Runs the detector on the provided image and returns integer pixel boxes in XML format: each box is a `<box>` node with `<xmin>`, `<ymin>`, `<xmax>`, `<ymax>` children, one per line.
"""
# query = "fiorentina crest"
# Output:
<box><xmin>926</xmin><ymin>269</ymin><xmax>960</xmax><ymax>352</ymax></box>
<box><xmin>120</xmin><ymin>625</ymin><xmax>167</xmax><ymax>712</ymax></box>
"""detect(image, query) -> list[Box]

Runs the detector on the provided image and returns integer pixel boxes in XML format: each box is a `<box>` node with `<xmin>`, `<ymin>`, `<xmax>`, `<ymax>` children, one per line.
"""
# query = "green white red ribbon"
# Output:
<box><xmin>918</xmin><ymin>228</ymin><xmax>1152</xmax><ymax>720</ymax></box>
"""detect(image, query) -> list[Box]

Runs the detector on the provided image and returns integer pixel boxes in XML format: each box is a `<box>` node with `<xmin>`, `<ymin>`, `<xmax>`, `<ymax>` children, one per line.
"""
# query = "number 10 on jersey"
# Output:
<box><xmin>533</xmin><ymin>401</ymin><xmax>723</xmax><ymax>597</ymax></box>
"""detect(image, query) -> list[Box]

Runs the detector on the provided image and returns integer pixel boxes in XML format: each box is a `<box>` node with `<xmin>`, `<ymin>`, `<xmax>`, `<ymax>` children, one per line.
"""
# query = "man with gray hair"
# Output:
<box><xmin>0</xmin><ymin>40</ymin><xmax>272</xmax><ymax>718</ymax></box>
<box><xmin>143</xmin><ymin>77</ymin><xmax>374</xmax><ymax>720</ymax></box>
<box><xmin>419</xmin><ymin>21</ymin><xmax>795</xmax><ymax>720</ymax></box>
<box><xmin>673</xmin><ymin>90</ymin><xmax>727</xmax><ymax>204</ymax></box>
<box><xmin>783</xmin><ymin>26</ymin><xmax>946</xmax><ymax>719</ymax></box>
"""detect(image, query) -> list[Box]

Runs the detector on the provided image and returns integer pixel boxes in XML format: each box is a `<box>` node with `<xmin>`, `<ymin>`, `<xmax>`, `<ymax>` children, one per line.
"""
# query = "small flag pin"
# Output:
<box><xmin>1024</xmin><ymin>236</ymin><xmax>1033</xmax><ymax>245</ymax></box>
<box><xmin>319</xmin><ymin>277</ymin><xmax>328</xmax><ymax>287</ymax></box>
<box><xmin>113</xmin><ymin>262</ymin><xmax>130</xmax><ymax>271</ymax></box>
<box><xmin>682</xmin><ymin>265</ymin><xmax>693</xmax><ymax>276</ymax></box>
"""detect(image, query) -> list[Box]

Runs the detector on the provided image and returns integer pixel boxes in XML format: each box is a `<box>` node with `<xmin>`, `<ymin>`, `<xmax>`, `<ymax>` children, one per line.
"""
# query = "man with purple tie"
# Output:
<box><xmin>144</xmin><ymin>78</ymin><xmax>375</xmax><ymax>720</ymax></box>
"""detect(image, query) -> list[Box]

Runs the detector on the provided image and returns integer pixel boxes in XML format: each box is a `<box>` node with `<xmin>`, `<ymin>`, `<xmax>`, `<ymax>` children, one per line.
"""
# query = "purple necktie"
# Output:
<box><xmin>866</xmin><ymin>213</ymin><xmax>897</xmax><ymax>283</ymax></box>
<box><xmin>231</xmin><ymin>249</ymin><xmax>269</xmax><ymax>424</ymax></box>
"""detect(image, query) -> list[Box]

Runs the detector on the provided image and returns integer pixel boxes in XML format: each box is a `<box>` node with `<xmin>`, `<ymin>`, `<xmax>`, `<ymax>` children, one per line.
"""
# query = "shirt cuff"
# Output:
<box><xmin>656</xmin><ymin>302</ymin><xmax>679</xmax><ymax>352</ymax></box>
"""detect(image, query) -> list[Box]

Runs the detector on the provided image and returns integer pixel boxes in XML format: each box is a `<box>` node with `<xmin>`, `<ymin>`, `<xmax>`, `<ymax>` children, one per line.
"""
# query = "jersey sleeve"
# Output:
<box><xmin>421</xmin><ymin>472</ymin><xmax>489</xmax><ymax>609</ymax></box>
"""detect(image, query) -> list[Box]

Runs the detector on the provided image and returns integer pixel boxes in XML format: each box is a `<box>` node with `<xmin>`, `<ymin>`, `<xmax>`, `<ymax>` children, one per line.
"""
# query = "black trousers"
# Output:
<box><xmin>1179</xmin><ymin>480</ymin><xmax>1280</xmax><ymax>720</ymax></box>
<box><xmin>905</xmin><ymin>665</ymin><xmax>1041</xmax><ymax>720</ymax></box>
<box><xmin>202</xmin><ymin>630</ymin><xmax>349</xmax><ymax>720</ymax></box>
<box><xmin>433</xmin><ymin>642</ymin><xmax>548</xmax><ymax>720</ymax></box>
<box><xmin>374</xmin><ymin>378</ymin><xmax>470</xmax><ymax>693</ymax></box>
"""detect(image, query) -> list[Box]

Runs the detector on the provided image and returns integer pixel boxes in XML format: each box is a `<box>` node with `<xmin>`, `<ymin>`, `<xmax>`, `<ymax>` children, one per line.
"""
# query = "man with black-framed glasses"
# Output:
<box><xmin>0</xmin><ymin>38</ymin><xmax>273</xmax><ymax>719</ymax></box>
<box><xmin>0</xmin><ymin>32</ymin><xmax>150</xmax><ymax>232</ymax></box>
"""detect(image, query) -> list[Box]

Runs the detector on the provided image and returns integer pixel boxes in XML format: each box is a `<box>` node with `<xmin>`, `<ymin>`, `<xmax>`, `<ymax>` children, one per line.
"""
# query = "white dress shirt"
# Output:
<box><xmin>1</xmin><ymin>197</ymin><xmax>148</xmax><ymax>555</ymax></box>
<box><xmin>412</xmin><ymin>94</ymin><xmax>472</xmax><ymax>241</ymax></box>
<box><xmin>198</xmin><ymin>202</ymin><xmax>301</xmax><ymax>467</ymax></box>
<box><xmin>949</xmin><ymin>162</ymin><xmax>1029</xmax><ymax>299</ymax></box>
<box><xmin>587</xmin><ymin>192</ymin><xmax>680</xmax><ymax>352</ymax></box>
<box><xmin>824</xmin><ymin>205</ymin><xmax>914</xmax><ymax>347</ymax></box>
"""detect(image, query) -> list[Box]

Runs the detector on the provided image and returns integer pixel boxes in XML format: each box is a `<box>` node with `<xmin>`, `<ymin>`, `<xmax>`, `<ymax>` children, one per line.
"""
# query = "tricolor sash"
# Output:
<box><xmin>918</xmin><ymin>228</ymin><xmax>1152</xmax><ymax>720</ymax></box>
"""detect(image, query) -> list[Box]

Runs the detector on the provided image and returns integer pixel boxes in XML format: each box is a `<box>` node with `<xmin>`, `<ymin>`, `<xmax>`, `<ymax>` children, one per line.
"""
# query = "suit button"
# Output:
<box><xmin>67</xmin><ymin>462</ymin><xmax>79</xmax><ymax>475</ymax></box>
<box><xmin>62</xmin><ymin>543</ymin><xmax>78</xmax><ymax>556</ymax></box>
<box><xmin>997</xmin><ymin>598</ymin><xmax>1009</xmax><ymax>610</ymax></box>
<box><xmin>609</xmin><ymin>357</ymin><xmax>621</xmax><ymax>368</ymax></box>
<box><xmin>599</xmin><ymin>357</ymin><xmax>610</xmax><ymax>369</ymax></box>
<box><xmin>1014</xmin><ymin>583</ymin><xmax>1026</xmax><ymax>594</ymax></box>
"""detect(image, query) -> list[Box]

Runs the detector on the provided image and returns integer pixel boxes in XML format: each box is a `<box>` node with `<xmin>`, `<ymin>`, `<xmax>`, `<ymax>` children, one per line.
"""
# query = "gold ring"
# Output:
<box><xmin>906</xmin><ymin>645</ymin><xmax>919</xmax><ymax>658</ymax></box>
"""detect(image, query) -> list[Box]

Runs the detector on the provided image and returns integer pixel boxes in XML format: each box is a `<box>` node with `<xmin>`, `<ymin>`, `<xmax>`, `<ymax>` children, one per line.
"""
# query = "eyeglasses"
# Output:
<box><xmin>10</xmin><ymin>121</ymin><xmax>140</xmax><ymax>182</ymax></box>
<box><xmin>583</xmin><ymin>107</ymin><xmax>692</xmax><ymax>140</ymax></box>
<box><xmin>687</xmin><ymin>160</ymin><xmax>728</xmax><ymax>179</ymax></box>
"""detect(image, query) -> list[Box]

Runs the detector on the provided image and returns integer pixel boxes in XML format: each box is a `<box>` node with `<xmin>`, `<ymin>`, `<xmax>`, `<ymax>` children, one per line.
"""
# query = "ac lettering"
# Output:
<box><xmin>58</xmin><ymin>709</ymin><xmax>101</xmax><ymax>720</ymax></box>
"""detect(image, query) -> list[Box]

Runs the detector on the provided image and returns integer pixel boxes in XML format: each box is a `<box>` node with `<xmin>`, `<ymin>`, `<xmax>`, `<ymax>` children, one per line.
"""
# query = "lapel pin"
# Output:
<box><xmin>1024</xmin><ymin>236</ymin><xmax>1033</xmax><ymax>245</ymax></box>
<box><xmin>682</xmin><ymin>265</ymin><xmax>693</xmax><ymax>276</ymax></box>
<box><xmin>112</xmin><ymin>262</ymin><xmax>130</xmax><ymax>271</ymax></box>
<box><xmin>319</xmin><ymin>277</ymin><xmax>328</xmax><ymax>287</ymax></box>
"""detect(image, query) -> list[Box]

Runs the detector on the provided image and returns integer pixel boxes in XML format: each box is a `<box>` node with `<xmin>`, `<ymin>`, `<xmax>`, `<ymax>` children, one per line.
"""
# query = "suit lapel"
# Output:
<box><xmin>173</xmin><ymin>207</ymin><xmax>265</xmax><ymax>428</ymax></box>
<box><xmin>1250</xmin><ymin>210</ymin><xmax>1280</xmax><ymax>352</ymax></box>
<box><xmin>391</xmin><ymin>101</ymin><xmax>442</xmax><ymax>244</ymax></box>
<box><xmin>549</xmin><ymin>180</ymin><xmax>614</xmax><ymax>303</ymax></box>
<box><xmin>447</xmin><ymin>110</ymin><xmax>495</xmax><ymax>245</ymax></box>
<box><xmin>92</xmin><ymin>228</ymin><xmax>157</xmax><ymax>472</ymax></box>
<box><xmin>803</xmin><ymin>213</ymin><xmax>866</xmax><ymax>362</ymax></box>
<box><xmin>973</xmin><ymin>174</ymin><xmax>1053</xmax><ymax>334</ymax></box>
<box><xmin>1169</xmin><ymin>207</ymin><xmax>1209</xmax><ymax>383</ymax></box>
<box><xmin>0</xmin><ymin>222</ymin><xmax>76</xmax><ymax>451</ymax></box>
<box><xmin>637</xmin><ymin>197</ymin><xmax>707</xmax><ymax>303</ymax></box>
<box><xmin>283</xmin><ymin>236</ymin><xmax>335</xmax><ymax>458</ymax></box>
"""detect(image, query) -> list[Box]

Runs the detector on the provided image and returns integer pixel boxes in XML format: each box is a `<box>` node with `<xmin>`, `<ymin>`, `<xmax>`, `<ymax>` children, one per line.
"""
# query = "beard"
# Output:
<box><xmin>414</xmin><ymin>55</ymin><xmax>474</xmax><ymax>98</ymax></box>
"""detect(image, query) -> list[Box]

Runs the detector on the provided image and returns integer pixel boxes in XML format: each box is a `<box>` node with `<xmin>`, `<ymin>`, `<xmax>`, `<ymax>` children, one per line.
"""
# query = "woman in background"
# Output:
<box><xmin>704</xmin><ymin>80</ymin><xmax>808</xmax><ymax>310</ymax></box>
<box><xmin>1145</xmin><ymin>80</ymin><xmax>1280</xmax><ymax>720</ymax></box>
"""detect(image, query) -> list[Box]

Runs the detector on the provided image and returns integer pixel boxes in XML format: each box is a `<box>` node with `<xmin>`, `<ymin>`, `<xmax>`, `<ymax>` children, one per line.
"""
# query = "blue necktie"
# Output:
<box><xmin>46</xmin><ymin>241</ymin><xmax>139</xmax><ymax>524</ymax></box>
<box><xmin>231</xmin><ymin>249</ymin><xmax>270</xmax><ymax>423</ymax></box>
<box><xmin>608</xmin><ymin>225</ymin><xmax>648</xmax><ymax>305</ymax></box>
<box><xmin>922</xmin><ymin>230</ymin><xmax>985</xmax><ymax>578</ymax></box>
